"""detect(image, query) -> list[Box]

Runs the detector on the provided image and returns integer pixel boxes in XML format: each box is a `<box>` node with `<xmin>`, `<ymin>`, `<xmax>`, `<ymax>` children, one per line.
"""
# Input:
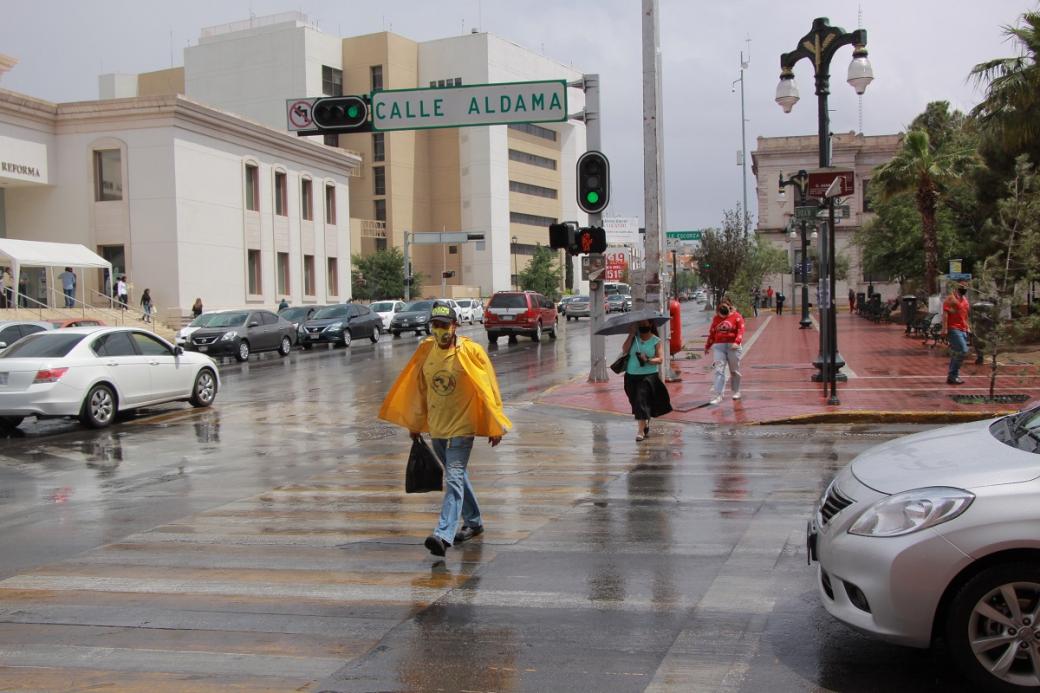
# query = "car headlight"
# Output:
<box><xmin>325</xmin><ymin>322</ymin><xmax>343</xmax><ymax>331</ymax></box>
<box><xmin>848</xmin><ymin>487</ymin><xmax>974</xmax><ymax>537</ymax></box>
<box><xmin>417</xmin><ymin>314</ymin><xmax>429</xmax><ymax>322</ymax></box>
<box><xmin>221</xmin><ymin>331</ymin><xmax>238</xmax><ymax>341</ymax></box>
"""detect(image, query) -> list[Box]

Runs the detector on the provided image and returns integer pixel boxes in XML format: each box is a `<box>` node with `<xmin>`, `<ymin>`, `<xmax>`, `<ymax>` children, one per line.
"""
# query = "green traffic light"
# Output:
<box><xmin>586</xmin><ymin>191</ymin><xmax>600</xmax><ymax>205</ymax></box>
<box><xmin>347</xmin><ymin>105</ymin><xmax>359</xmax><ymax>119</ymax></box>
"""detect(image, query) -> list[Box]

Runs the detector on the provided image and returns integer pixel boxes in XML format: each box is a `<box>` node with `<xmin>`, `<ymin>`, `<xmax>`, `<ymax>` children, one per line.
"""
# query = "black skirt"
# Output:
<box><xmin>623</xmin><ymin>372</ymin><xmax>673</xmax><ymax>420</ymax></box>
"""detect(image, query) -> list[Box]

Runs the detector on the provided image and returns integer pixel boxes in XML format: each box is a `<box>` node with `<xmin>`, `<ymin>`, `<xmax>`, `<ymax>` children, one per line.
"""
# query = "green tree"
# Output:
<box><xmin>517</xmin><ymin>245</ymin><xmax>562</xmax><ymax>300</ymax></box>
<box><xmin>730</xmin><ymin>235</ymin><xmax>788</xmax><ymax>313</ymax></box>
<box><xmin>695</xmin><ymin>207</ymin><xmax>751</xmax><ymax>306</ymax></box>
<box><xmin>350</xmin><ymin>248</ymin><xmax>422</xmax><ymax>301</ymax></box>
<box><xmin>870</xmin><ymin>128</ymin><xmax>978</xmax><ymax>295</ymax></box>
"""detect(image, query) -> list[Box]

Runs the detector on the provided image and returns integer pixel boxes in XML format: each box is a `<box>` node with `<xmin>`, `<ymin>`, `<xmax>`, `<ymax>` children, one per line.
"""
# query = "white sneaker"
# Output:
<box><xmin>732</xmin><ymin>392</ymin><xmax>742</xmax><ymax>400</ymax></box>
<box><xmin>709</xmin><ymin>395</ymin><xmax>723</xmax><ymax>405</ymax></box>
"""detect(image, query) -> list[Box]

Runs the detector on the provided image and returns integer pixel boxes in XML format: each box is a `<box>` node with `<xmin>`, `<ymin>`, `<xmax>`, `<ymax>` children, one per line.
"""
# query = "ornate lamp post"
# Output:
<box><xmin>778</xmin><ymin>169</ymin><xmax>814</xmax><ymax>329</ymax></box>
<box><xmin>775</xmin><ymin>17</ymin><xmax>873</xmax><ymax>405</ymax></box>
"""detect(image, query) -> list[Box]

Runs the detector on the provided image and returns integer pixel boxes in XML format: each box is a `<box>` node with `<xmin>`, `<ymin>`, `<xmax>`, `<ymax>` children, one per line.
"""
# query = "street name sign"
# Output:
<box><xmin>794</xmin><ymin>206</ymin><xmax>818</xmax><ymax>221</ymax></box>
<box><xmin>371</xmin><ymin>80</ymin><xmax>567</xmax><ymax>132</ymax></box>
<box><xmin>665</xmin><ymin>230</ymin><xmax>702</xmax><ymax>242</ymax></box>
<box><xmin>807</xmin><ymin>170</ymin><xmax>855</xmax><ymax>198</ymax></box>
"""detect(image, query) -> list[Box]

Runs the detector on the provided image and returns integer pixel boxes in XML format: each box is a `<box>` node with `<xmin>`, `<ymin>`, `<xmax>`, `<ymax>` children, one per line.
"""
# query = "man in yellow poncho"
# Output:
<box><xmin>379</xmin><ymin>300</ymin><xmax>512</xmax><ymax>556</ymax></box>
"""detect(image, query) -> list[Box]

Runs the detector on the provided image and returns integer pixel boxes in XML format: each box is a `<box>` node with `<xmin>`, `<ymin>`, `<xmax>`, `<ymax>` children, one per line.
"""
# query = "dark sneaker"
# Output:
<box><xmin>947</xmin><ymin>377</ymin><xmax>964</xmax><ymax>385</ymax></box>
<box><xmin>424</xmin><ymin>535</ymin><xmax>448</xmax><ymax>556</ymax></box>
<box><xmin>453</xmin><ymin>525</ymin><xmax>484</xmax><ymax>544</ymax></box>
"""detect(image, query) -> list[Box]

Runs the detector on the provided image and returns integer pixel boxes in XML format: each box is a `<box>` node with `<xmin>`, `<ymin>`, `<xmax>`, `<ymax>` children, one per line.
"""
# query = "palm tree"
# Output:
<box><xmin>870</xmin><ymin>130</ymin><xmax>976</xmax><ymax>295</ymax></box>
<box><xmin>969</xmin><ymin>11</ymin><xmax>1040</xmax><ymax>155</ymax></box>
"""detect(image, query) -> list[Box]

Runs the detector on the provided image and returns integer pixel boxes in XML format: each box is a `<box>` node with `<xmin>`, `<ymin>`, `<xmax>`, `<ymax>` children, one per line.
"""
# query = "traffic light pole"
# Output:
<box><xmin>584</xmin><ymin>74</ymin><xmax>609</xmax><ymax>384</ymax></box>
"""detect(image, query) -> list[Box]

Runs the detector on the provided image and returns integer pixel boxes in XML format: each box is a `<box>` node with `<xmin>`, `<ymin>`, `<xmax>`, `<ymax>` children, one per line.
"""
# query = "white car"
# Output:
<box><xmin>370</xmin><ymin>300</ymin><xmax>406</xmax><ymax>331</ymax></box>
<box><xmin>455</xmin><ymin>298</ymin><xmax>483</xmax><ymax>324</ymax></box>
<box><xmin>175</xmin><ymin>309</ymin><xmax>233</xmax><ymax>346</ymax></box>
<box><xmin>0</xmin><ymin>327</ymin><xmax>219</xmax><ymax>430</ymax></box>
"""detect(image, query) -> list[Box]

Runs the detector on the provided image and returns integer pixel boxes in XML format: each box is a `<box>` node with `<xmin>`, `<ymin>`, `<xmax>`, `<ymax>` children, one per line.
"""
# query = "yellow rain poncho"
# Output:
<box><xmin>379</xmin><ymin>336</ymin><xmax>512</xmax><ymax>437</ymax></box>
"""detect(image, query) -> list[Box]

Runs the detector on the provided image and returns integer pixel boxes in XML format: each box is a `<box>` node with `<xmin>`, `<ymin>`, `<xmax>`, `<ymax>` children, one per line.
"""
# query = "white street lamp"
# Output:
<box><xmin>774</xmin><ymin>73</ymin><xmax>799</xmax><ymax>113</ymax></box>
<box><xmin>846</xmin><ymin>45</ymin><xmax>874</xmax><ymax>95</ymax></box>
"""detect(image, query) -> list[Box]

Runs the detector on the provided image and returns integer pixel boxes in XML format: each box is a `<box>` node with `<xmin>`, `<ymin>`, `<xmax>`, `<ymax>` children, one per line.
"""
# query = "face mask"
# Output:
<box><xmin>432</xmin><ymin>325</ymin><xmax>453</xmax><ymax>346</ymax></box>
<box><xmin>638</xmin><ymin>325</ymin><xmax>651</xmax><ymax>334</ymax></box>
<box><xmin>957</xmin><ymin>287</ymin><xmax>968</xmax><ymax>297</ymax></box>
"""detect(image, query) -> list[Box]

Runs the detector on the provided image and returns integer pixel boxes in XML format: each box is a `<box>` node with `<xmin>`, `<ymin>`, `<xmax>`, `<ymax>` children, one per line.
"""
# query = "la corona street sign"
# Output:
<box><xmin>665</xmin><ymin>230</ymin><xmax>702</xmax><ymax>242</ymax></box>
<box><xmin>286</xmin><ymin>98</ymin><xmax>316</xmax><ymax>131</ymax></box>
<box><xmin>807</xmin><ymin>170</ymin><xmax>855</xmax><ymax>199</ymax></box>
<box><xmin>371</xmin><ymin>80</ymin><xmax>568</xmax><ymax>132</ymax></box>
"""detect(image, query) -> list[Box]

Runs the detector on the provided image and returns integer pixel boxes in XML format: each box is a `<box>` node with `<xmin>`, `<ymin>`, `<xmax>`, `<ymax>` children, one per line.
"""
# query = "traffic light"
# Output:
<box><xmin>549</xmin><ymin>222</ymin><xmax>574</xmax><ymax>250</ymax></box>
<box><xmin>576</xmin><ymin>151</ymin><xmax>610</xmax><ymax>214</ymax></box>
<box><xmin>311</xmin><ymin>95</ymin><xmax>371</xmax><ymax>132</ymax></box>
<box><xmin>575</xmin><ymin>226</ymin><xmax>607</xmax><ymax>255</ymax></box>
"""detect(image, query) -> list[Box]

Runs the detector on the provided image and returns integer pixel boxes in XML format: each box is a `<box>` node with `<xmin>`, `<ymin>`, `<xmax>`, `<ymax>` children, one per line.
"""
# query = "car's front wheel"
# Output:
<box><xmin>946</xmin><ymin>562</ymin><xmax>1040</xmax><ymax>692</ymax></box>
<box><xmin>235</xmin><ymin>340</ymin><xmax>250</xmax><ymax>362</ymax></box>
<box><xmin>80</xmin><ymin>384</ymin><xmax>116</xmax><ymax>429</ymax></box>
<box><xmin>370</xmin><ymin>326</ymin><xmax>380</xmax><ymax>343</ymax></box>
<box><xmin>342</xmin><ymin>330</ymin><xmax>352</xmax><ymax>348</ymax></box>
<box><xmin>190</xmin><ymin>369</ymin><xmax>218</xmax><ymax>408</ymax></box>
<box><xmin>278</xmin><ymin>335</ymin><xmax>292</xmax><ymax>356</ymax></box>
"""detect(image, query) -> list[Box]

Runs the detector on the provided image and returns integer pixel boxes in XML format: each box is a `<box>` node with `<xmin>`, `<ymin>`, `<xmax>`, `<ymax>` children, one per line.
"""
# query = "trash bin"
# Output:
<box><xmin>856</xmin><ymin>292</ymin><xmax>866</xmax><ymax>314</ymax></box>
<box><xmin>901</xmin><ymin>295</ymin><xmax>918</xmax><ymax>332</ymax></box>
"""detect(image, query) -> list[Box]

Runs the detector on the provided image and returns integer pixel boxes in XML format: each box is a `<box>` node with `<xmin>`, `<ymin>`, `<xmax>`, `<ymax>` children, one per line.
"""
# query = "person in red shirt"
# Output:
<box><xmin>765</xmin><ymin>285</ymin><xmax>774</xmax><ymax>308</ymax></box>
<box><xmin>942</xmin><ymin>283</ymin><xmax>971</xmax><ymax>385</ymax></box>
<box><xmin>704</xmin><ymin>297</ymin><xmax>745</xmax><ymax>404</ymax></box>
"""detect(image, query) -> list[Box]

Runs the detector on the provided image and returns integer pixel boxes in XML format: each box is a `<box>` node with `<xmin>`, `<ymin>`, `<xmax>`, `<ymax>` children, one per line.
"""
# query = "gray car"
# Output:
<box><xmin>564</xmin><ymin>296</ymin><xmax>590</xmax><ymax>321</ymax></box>
<box><xmin>0</xmin><ymin>320</ymin><xmax>53</xmax><ymax>353</ymax></box>
<box><xmin>389</xmin><ymin>300</ymin><xmax>435</xmax><ymax>337</ymax></box>
<box><xmin>808</xmin><ymin>404</ymin><xmax>1040</xmax><ymax>691</ymax></box>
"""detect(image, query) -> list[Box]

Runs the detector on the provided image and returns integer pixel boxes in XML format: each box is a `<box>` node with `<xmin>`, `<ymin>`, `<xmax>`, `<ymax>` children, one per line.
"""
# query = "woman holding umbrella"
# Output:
<box><xmin>619</xmin><ymin>319</ymin><xmax>673</xmax><ymax>442</ymax></box>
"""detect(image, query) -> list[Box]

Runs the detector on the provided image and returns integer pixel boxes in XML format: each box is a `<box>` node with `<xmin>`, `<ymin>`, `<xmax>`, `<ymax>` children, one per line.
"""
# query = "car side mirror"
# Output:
<box><xmin>0</xmin><ymin>342</ymin><xmax>6</xmax><ymax>350</ymax></box>
<box><xmin>174</xmin><ymin>345</ymin><xmax>184</xmax><ymax>356</ymax></box>
<box><xmin>248</xmin><ymin>321</ymin><xmax>259</xmax><ymax>327</ymax></box>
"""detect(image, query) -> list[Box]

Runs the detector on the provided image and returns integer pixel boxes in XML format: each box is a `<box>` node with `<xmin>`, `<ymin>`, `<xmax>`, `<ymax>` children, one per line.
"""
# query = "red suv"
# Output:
<box><xmin>484</xmin><ymin>291</ymin><xmax>558</xmax><ymax>343</ymax></box>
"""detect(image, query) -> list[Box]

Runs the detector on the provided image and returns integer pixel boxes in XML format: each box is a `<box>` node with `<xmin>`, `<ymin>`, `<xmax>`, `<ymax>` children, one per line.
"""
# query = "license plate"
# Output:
<box><xmin>199</xmin><ymin>346</ymin><xmax>208</xmax><ymax>352</ymax></box>
<box><xmin>501</xmin><ymin>315</ymin><xmax>514</xmax><ymax>321</ymax></box>
<box><xmin>0</xmin><ymin>373</ymin><xmax>7</xmax><ymax>385</ymax></box>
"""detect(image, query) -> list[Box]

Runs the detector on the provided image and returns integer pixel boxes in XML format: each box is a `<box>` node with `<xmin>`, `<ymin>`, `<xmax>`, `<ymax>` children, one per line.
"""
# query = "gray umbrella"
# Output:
<box><xmin>594</xmin><ymin>308</ymin><xmax>671</xmax><ymax>336</ymax></box>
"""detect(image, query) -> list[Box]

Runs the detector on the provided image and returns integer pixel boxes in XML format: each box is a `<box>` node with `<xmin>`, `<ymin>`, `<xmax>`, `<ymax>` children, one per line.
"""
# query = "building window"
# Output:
<box><xmin>277</xmin><ymin>252</ymin><xmax>290</xmax><ymax>295</ymax></box>
<box><xmin>371</xmin><ymin>65</ymin><xmax>384</xmax><ymax>91</ymax></box>
<box><xmin>94</xmin><ymin>150</ymin><xmax>123</xmax><ymax>201</ymax></box>
<box><xmin>244</xmin><ymin>164</ymin><xmax>259</xmax><ymax>211</ymax></box>
<box><xmin>247</xmin><ymin>249</ymin><xmax>262</xmax><ymax>294</ymax></box>
<box><xmin>372</xmin><ymin>133</ymin><xmax>385</xmax><ymax>162</ymax></box>
<box><xmin>274</xmin><ymin>171</ymin><xmax>288</xmax><ymax>216</ymax></box>
<box><xmin>862</xmin><ymin>178</ymin><xmax>872</xmax><ymax>213</ymax></box>
<box><xmin>325</xmin><ymin>184</ymin><xmax>336</xmax><ymax>224</ymax></box>
<box><xmin>508</xmin><ymin>148</ymin><xmax>556</xmax><ymax>170</ymax></box>
<box><xmin>323</xmin><ymin>133</ymin><xmax>339</xmax><ymax>147</ymax></box>
<box><xmin>374</xmin><ymin>199</ymin><xmax>387</xmax><ymax>222</ymax></box>
<box><xmin>321</xmin><ymin>65</ymin><xmax>343</xmax><ymax>96</ymax></box>
<box><xmin>510</xmin><ymin>211</ymin><xmax>557</xmax><ymax>227</ymax></box>
<box><xmin>508</xmin><ymin>123</ymin><xmax>557</xmax><ymax>142</ymax></box>
<box><xmin>449</xmin><ymin>245</ymin><xmax>458</xmax><ymax>255</ymax></box>
<box><xmin>373</xmin><ymin>166</ymin><xmax>385</xmax><ymax>195</ymax></box>
<box><xmin>301</xmin><ymin>179</ymin><xmax>313</xmax><ymax>221</ymax></box>
<box><xmin>303</xmin><ymin>254</ymin><xmax>316</xmax><ymax>295</ymax></box>
<box><xmin>327</xmin><ymin>258</ymin><xmax>339</xmax><ymax>296</ymax></box>
<box><xmin>509</xmin><ymin>180</ymin><xmax>558</xmax><ymax>199</ymax></box>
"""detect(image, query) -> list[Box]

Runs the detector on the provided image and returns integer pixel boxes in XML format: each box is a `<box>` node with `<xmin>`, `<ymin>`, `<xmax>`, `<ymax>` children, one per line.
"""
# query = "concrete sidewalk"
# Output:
<box><xmin>538</xmin><ymin>311</ymin><xmax>1040</xmax><ymax>425</ymax></box>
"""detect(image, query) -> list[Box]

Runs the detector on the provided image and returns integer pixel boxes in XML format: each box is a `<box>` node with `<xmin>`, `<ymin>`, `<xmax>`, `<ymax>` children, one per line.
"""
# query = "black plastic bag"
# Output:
<box><xmin>405</xmin><ymin>436</ymin><xmax>444</xmax><ymax>493</ymax></box>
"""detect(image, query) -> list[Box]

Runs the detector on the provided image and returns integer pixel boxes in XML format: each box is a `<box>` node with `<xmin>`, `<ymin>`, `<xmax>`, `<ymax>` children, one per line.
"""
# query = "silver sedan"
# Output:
<box><xmin>808</xmin><ymin>404</ymin><xmax>1040</xmax><ymax>691</ymax></box>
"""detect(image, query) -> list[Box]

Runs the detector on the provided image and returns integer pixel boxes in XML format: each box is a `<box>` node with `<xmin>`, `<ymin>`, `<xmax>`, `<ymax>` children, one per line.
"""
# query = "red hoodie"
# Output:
<box><xmin>705</xmin><ymin>310</ymin><xmax>745</xmax><ymax>349</ymax></box>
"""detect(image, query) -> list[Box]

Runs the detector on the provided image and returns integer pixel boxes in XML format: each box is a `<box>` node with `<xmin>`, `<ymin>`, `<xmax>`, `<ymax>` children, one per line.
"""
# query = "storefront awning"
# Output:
<box><xmin>0</xmin><ymin>239</ymin><xmax>111</xmax><ymax>270</ymax></box>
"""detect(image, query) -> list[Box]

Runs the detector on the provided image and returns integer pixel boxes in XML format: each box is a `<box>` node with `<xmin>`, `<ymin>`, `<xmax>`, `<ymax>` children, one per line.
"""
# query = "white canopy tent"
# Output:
<box><xmin>0</xmin><ymin>239</ymin><xmax>113</xmax><ymax>308</ymax></box>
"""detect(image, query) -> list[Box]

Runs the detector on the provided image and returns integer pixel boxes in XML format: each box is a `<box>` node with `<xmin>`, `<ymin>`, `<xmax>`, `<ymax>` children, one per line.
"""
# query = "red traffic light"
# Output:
<box><xmin>574</xmin><ymin>226</ymin><xmax>607</xmax><ymax>255</ymax></box>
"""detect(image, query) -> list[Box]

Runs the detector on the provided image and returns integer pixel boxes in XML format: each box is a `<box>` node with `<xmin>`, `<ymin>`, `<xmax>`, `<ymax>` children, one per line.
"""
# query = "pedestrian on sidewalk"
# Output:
<box><xmin>192</xmin><ymin>298</ymin><xmax>204</xmax><ymax>318</ymax></box>
<box><xmin>766</xmin><ymin>285</ymin><xmax>774</xmax><ymax>308</ymax></box>
<box><xmin>942</xmin><ymin>282</ymin><xmax>971</xmax><ymax>385</ymax></box>
<box><xmin>116</xmin><ymin>276</ymin><xmax>128</xmax><ymax>309</ymax></box>
<box><xmin>620</xmin><ymin>320</ymin><xmax>673</xmax><ymax>442</ymax></box>
<box><xmin>58</xmin><ymin>267</ymin><xmax>77</xmax><ymax>308</ymax></box>
<box><xmin>705</xmin><ymin>297</ymin><xmax>745</xmax><ymax>405</ymax></box>
<box><xmin>775</xmin><ymin>291</ymin><xmax>785</xmax><ymax>316</ymax></box>
<box><xmin>140</xmin><ymin>288</ymin><xmax>153</xmax><ymax>324</ymax></box>
<box><xmin>379</xmin><ymin>300</ymin><xmax>511</xmax><ymax>557</ymax></box>
<box><xmin>278</xmin><ymin>297</ymin><xmax>289</xmax><ymax>311</ymax></box>
<box><xmin>751</xmin><ymin>288</ymin><xmax>760</xmax><ymax>317</ymax></box>
<box><xmin>848</xmin><ymin>288</ymin><xmax>857</xmax><ymax>313</ymax></box>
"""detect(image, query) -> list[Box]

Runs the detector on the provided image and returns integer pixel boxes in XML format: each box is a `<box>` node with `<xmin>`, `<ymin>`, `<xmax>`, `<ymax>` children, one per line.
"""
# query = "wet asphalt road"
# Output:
<box><xmin>0</xmin><ymin>315</ymin><xmax>974</xmax><ymax>691</ymax></box>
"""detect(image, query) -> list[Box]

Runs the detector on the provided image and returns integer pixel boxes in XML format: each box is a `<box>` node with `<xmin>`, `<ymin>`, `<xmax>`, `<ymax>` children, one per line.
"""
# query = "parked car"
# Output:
<box><xmin>175</xmin><ymin>309</ymin><xmax>234</xmax><ymax>347</ymax></box>
<box><xmin>558</xmin><ymin>296</ymin><xmax>581</xmax><ymax>315</ymax></box>
<box><xmin>484</xmin><ymin>291</ymin><xmax>558</xmax><ymax>343</ymax></box>
<box><xmin>389</xmin><ymin>300</ymin><xmax>436</xmax><ymax>337</ymax></box>
<box><xmin>278</xmin><ymin>305</ymin><xmax>323</xmax><ymax>345</ymax></box>
<box><xmin>185</xmin><ymin>310</ymin><xmax>295</xmax><ymax>361</ymax></box>
<box><xmin>564</xmin><ymin>296</ymin><xmax>590</xmax><ymax>321</ymax></box>
<box><xmin>369</xmin><ymin>300</ymin><xmax>406</xmax><ymax>331</ymax></box>
<box><xmin>807</xmin><ymin>404</ymin><xmax>1040</xmax><ymax>691</ymax></box>
<box><xmin>51</xmin><ymin>318</ymin><xmax>105</xmax><ymax>329</ymax></box>
<box><xmin>606</xmin><ymin>294</ymin><xmax>630</xmax><ymax>313</ymax></box>
<box><xmin>454</xmin><ymin>298</ymin><xmax>483</xmax><ymax>324</ymax></box>
<box><xmin>301</xmin><ymin>303</ymin><xmax>382</xmax><ymax>348</ymax></box>
<box><xmin>0</xmin><ymin>321</ymin><xmax>53</xmax><ymax>354</ymax></box>
<box><xmin>0</xmin><ymin>327</ymin><xmax>218</xmax><ymax>430</ymax></box>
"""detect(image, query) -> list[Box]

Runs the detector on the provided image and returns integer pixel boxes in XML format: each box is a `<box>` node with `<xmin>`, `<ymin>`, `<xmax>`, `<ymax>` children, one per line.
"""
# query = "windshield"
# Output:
<box><xmin>279</xmin><ymin>307</ymin><xmax>312</xmax><ymax>321</ymax></box>
<box><xmin>313</xmin><ymin>305</ymin><xmax>350</xmax><ymax>319</ymax></box>
<box><xmin>456</xmin><ymin>300</ymin><xmax>471</xmax><ymax>307</ymax></box>
<box><xmin>0</xmin><ymin>332</ymin><xmax>84</xmax><ymax>358</ymax></box>
<box><xmin>489</xmin><ymin>294</ymin><xmax>526</xmax><ymax>309</ymax></box>
<box><xmin>370</xmin><ymin>302</ymin><xmax>394</xmax><ymax>312</ymax></box>
<box><xmin>993</xmin><ymin>405</ymin><xmax>1040</xmax><ymax>453</ymax></box>
<box><xmin>403</xmin><ymin>301</ymin><xmax>434</xmax><ymax>312</ymax></box>
<box><xmin>205</xmin><ymin>312</ymin><xmax>249</xmax><ymax>328</ymax></box>
<box><xmin>189</xmin><ymin>312</ymin><xmax>227</xmax><ymax>328</ymax></box>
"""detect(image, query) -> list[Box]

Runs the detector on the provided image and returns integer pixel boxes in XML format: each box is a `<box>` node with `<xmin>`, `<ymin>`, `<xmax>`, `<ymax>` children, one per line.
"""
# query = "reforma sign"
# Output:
<box><xmin>603</xmin><ymin>217</ymin><xmax>639</xmax><ymax>246</ymax></box>
<box><xmin>371</xmin><ymin>80</ymin><xmax>567</xmax><ymax>132</ymax></box>
<box><xmin>0</xmin><ymin>135</ymin><xmax>48</xmax><ymax>185</ymax></box>
<box><xmin>806</xmin><ymin>170</ymin><xmax>855</xmax><ymax>199</ymax></box>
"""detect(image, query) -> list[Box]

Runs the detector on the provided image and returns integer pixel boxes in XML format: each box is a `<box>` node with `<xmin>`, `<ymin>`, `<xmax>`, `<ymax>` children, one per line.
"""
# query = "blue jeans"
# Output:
<box><xmin>431</xmin><ymin>436</ymin><xmax>482</xmax><ymax>544</ymax></box>
<box><xmin>948</xmin><ymin>329</ymin><xmax>969</xmax><ymax>379</ymax></box>
<box><xmin>63</xmin><ymin>287</ymin><xmax>75</xmax><ymax>308</ymax></box>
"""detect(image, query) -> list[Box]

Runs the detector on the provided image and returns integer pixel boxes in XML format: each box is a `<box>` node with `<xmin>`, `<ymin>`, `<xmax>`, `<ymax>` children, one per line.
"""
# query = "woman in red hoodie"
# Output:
<box><xmin>704</xmin><ymin>297</ymin><xmax>745</xmax><ymax>405</ymax></box>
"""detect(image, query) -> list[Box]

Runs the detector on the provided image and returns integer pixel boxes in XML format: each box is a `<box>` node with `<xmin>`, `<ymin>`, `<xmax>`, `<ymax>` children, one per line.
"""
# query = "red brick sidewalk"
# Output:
<box><xmin>538</xmin><ymin>312</ymin><xmax>1040</xmax><ymax>425</ymax></box>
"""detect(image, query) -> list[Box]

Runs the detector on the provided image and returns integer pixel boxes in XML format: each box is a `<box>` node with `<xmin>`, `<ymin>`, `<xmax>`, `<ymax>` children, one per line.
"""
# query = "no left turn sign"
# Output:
<box><xmin>286</xmin><ymin>99</ymin><xmax>315</xmax><ymax>131</ymax></box>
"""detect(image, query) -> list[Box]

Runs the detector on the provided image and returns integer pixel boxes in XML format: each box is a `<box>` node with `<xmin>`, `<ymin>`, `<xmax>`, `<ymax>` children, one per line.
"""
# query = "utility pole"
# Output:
<box><xmin>642</xmin><ymin>0</ymin><xmax>668</xmax><ymax>376</ymax></box>
<box><xmin>736</xmin><ymin>47</ymin><xmax>750</xmax><ymax>232</ymax></box>
<box><xmin>584</xmin><ymin>74</ymin><xmax>608</xmax><ymax>383</ymax></box>
<box><xmin>403</xmin><ymin>232</ymin><xmax>412</xmax><ymax>301</ymax></box>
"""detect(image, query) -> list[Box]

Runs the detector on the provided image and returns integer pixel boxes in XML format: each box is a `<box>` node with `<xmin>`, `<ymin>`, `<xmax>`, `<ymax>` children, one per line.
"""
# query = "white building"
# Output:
<box><xmin>0</xmin><ymin>86</ymin><xmax>359</xmax><ymax>320</ymax></box>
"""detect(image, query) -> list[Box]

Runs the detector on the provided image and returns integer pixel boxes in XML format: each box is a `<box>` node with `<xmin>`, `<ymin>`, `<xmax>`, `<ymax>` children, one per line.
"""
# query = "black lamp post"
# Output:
<box><xmin>775</xmin><ymin>17</ymin><xmax>873</xmax><ymax>405</ymax></box>
<box><xmin>778</xmin><ymin>169</ymin><xmax>814</xmax><ymax>329</ymax></box>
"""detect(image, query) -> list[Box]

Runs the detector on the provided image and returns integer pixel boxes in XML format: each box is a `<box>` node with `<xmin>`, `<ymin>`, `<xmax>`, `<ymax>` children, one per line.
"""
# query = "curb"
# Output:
<box><xmin>758</xmin><ymin>410</ymin><xmax>1015</xmax><ymax>425</ymax></box>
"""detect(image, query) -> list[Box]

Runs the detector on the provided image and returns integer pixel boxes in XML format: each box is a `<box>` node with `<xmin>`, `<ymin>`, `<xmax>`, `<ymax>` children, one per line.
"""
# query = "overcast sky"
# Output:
<box><xmin>2</xmin><ymin>0</ymin><xmax>1034</xmax><ymax>230</ymax></box>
